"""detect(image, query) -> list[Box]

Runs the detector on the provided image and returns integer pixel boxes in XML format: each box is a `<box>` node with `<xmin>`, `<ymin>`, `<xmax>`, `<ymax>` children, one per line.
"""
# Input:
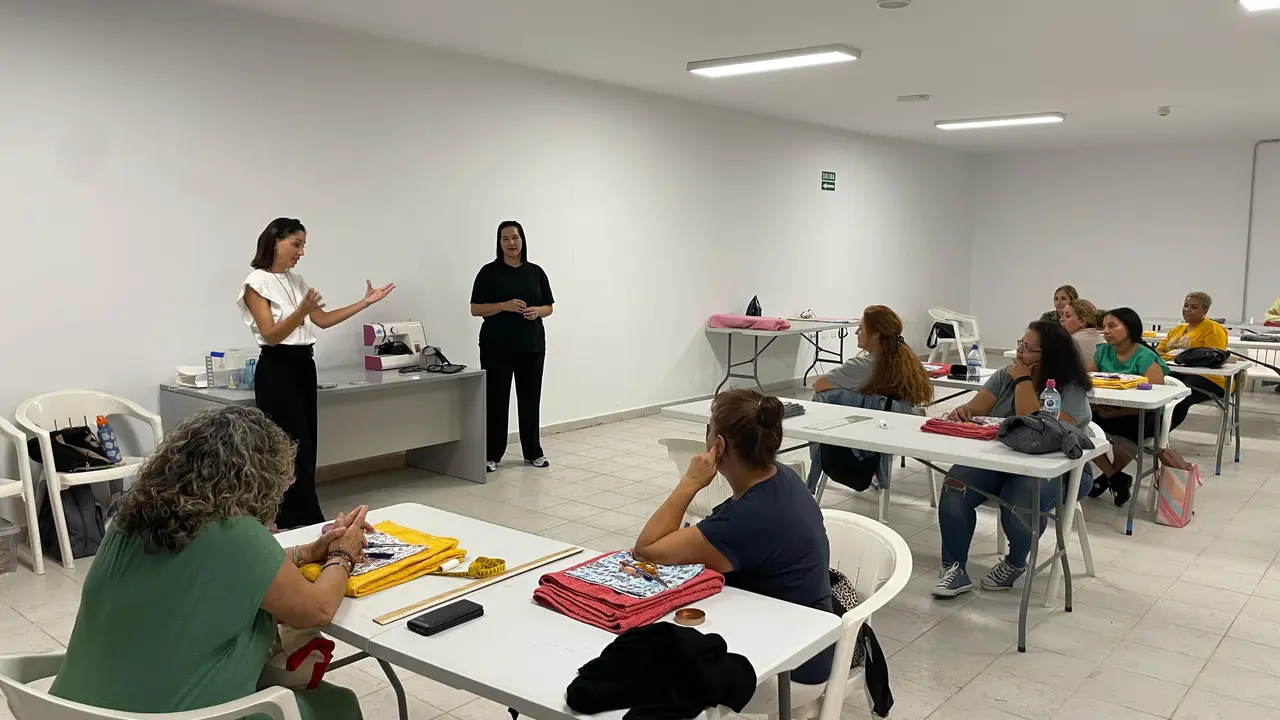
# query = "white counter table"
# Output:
<box><xmin>159</xmin><ymin>365</ymin><xmax>487</xmax><ymax>483</ymax></box>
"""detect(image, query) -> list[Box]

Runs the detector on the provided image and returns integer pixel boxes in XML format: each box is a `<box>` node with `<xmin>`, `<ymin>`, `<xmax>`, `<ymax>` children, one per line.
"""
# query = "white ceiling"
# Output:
<box><xmin>200</xmin><ymin>0</ymin><xmax>1280</xmax><ymax>150</ymax></box>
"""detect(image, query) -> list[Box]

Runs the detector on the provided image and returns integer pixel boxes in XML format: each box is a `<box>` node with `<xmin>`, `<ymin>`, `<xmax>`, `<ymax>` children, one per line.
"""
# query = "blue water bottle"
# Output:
<box><xmin>96</xmin><ymin>415</ymin><xmax>123</xmax><ymax>464</ymax></box>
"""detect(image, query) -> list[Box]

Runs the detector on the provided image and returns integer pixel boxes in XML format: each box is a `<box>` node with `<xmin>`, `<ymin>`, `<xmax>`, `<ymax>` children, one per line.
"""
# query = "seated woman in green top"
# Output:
<box><xmin>51</xmin><ymin>405</ymin><xmax>369</xmax><ymax>719</ymax></box>
<box><xmin>1086</xmin><ymin>306</ymin><xmax>1168</xmax><ymax>508</ymax></box>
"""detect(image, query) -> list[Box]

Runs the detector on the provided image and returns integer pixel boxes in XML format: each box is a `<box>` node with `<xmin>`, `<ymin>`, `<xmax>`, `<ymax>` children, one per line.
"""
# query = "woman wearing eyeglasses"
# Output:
<box><xmin>932</xmin><ymin>322</ymin><xmax>1093</xmax><ymax>598</ymax></box>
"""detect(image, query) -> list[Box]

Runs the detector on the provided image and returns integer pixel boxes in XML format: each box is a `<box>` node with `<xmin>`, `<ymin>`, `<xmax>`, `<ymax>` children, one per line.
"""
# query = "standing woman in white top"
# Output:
<box><xmin>237</xmin><ymin>218</ymin><xmax>395</xmax><ymax>529</ymax></box>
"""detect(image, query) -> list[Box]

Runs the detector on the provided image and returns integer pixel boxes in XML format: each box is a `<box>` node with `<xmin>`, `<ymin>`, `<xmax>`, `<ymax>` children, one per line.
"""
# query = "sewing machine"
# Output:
<box><xmin>363</xmin><ymin>321</ymin><xmax>428</xmax><ymax>371</ymax></box>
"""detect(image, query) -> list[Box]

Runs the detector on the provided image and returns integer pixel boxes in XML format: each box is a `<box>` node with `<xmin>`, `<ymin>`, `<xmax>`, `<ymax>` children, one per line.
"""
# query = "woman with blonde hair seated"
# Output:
<box><xmin>1039</xmin><ymin>285</ymin><xmax>1079</xmax><ymax>324</ymax></box>
<box><xmin>1059</xmin><ymin>298</ymin><xmax>1103</xmax><ymax>366</ymax></box>
<box><xmin>1157</xmin><ymin>291</ymin><xmax>1228</xmax><ymax>429</ymax></box>
<box><xmin>51</xmin><ymin>405</ymin><xmax>368</xmax><ymax>719</ymax></box>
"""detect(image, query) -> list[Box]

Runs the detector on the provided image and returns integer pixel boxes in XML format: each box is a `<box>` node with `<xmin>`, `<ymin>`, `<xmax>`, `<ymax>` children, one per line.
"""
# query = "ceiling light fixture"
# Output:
<box><xmin>879</xmin><ymin>0</ymin><xmax>912</xmax><ymax>8</ymax></box>
<box><xmin>1240</xmin><ymin>0</ymin><xmax>1280</xmax><ymax>11</ymax></box>
<box><xmin>687</xmin><ymin>44</ymin><xmax>860</xmax><ymax>78</ymax></box>
<box><xmin>935</xmin><ymin>112</ymin><xmax>1066</xmax><ymax>131</ymax></box>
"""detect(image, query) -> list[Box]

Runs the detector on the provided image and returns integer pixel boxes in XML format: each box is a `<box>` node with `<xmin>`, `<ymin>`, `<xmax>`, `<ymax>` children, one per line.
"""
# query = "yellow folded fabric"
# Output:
<box><xmin>300</xmin><ymin>520</ymin><xmax>468</xmax><ymax>598</ymax></box>
<box><xmin>1090</xmin><ymin>372</ymin><xmax>1146</xmax><ymax>390</ymax></box>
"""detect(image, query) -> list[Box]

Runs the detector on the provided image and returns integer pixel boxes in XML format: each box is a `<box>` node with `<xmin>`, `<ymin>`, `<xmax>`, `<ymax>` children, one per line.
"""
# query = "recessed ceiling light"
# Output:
<box><xmin>879</xmin><ymin>0</ymin><xmax>912</xmax><ymax>8</ymax></box>
<box><xmin>1240</xmin><ymin>0</ymin><xmax>1280</xmax><ymax>11</ymax></box>
<box><xmin>687</xmin><ymin>44</ymin><xmax>860</xmax><ymax>79</ymax></box>
<box><xmin>935</xmin><ymin>112</ymin><xmax>1066</xmax><ymax>131</ymax></box>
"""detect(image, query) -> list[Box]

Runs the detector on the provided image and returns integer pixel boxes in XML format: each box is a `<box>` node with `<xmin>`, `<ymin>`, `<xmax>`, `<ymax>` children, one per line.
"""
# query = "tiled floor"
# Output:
<box><xmin>5</xmin><ymin>374</ymin><xmax>1280</xmax><ymax>720</ymax></box>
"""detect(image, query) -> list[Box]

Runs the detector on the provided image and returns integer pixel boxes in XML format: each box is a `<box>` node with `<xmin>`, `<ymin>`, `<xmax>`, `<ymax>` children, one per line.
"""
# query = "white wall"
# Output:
<box><xmin>0</xmin><ymin>0</ymin><xmax>975</xmax><ymax>494</ymax></box>
<box><xmin>1244</xmin><ymin>142</ymin><xmax>1280</xmax><ymax>319</ymax></box>
<box><xmin>969</xmin><ymin>141</ymin><xmax>1256</xmax><ymax>346</ymax></box>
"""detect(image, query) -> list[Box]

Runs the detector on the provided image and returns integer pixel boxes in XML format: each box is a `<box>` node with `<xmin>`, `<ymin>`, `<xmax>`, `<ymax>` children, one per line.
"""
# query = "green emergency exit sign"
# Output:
<box><xmin>821</xmin><ymin>171</ymin><xmax>836</xmax><ymax>191</ymax></box>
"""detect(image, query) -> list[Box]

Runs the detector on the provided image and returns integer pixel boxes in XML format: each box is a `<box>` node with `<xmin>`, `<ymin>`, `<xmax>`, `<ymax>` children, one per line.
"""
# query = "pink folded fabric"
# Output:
<box><xmin>709</xmin><ymin>314</ymin><xmax>792</xmax><ymax>331</ymax></box>
<box><xmin>533</xmin><ymin>552</ymin><xmax>726</xmax><ymax>633</ymax></box>
<box><xmin>921</xmin><ymin>416</ymin><xmax>1001</xmax><ymax>440</ymax></box>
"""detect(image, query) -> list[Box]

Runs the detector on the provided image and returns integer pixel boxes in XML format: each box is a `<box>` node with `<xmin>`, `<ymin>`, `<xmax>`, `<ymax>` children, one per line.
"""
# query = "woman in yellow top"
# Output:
<box><xmin>1157</xmin><ymin>291</ymin><xmax>1228</xmax><ymax>430</ymax></box>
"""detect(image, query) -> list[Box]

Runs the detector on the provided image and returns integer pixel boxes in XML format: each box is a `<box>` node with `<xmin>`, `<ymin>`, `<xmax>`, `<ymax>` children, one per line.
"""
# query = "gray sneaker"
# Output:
<box><xmin>981</xmin><ymin>558</ymin><xmax>1026</xmax><ymax>591</ymax></box>
<box><xmin>932</xmin><ymin>562</ymin><xmax>973</xmax><ymax>598</ymax></box>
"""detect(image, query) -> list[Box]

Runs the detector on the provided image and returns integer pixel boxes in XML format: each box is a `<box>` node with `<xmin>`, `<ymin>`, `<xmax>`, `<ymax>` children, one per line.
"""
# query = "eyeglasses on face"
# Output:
<box><xmin>1016</xmin><ymin>340</ymin><xmax>1042</xmax><ymax>353</ymax></box>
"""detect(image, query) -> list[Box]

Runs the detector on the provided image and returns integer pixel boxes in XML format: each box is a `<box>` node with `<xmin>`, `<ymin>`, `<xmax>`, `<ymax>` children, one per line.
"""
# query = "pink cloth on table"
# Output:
<box><xmin>709</xmin><ymin>314</ymin><xmax>791</xmax><ymax>331</ymax></box>
<box><xmin>921</xmin><ymin>416</ymin><xmax>1001</xmax><ymax>440</ymax></box>
<box><xmin>532</xmin><ymin>551</ymin><xmax>726</xmax><ymax>633</ymax></box>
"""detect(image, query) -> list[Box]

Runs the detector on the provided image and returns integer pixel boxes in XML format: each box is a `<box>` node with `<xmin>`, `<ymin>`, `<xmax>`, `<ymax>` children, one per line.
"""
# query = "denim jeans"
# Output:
<box><xmin>938</xmin><ymin>464</ymin><xmax>1094</xmax><ymax>570</ymax></box>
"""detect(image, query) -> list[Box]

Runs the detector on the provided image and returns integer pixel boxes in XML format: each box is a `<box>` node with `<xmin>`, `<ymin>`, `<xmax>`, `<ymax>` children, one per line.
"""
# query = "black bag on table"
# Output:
<box><xmin>1174</xmin><ymin>347</ymin><xmax>1228</xmax><ymax>369</ymax></box>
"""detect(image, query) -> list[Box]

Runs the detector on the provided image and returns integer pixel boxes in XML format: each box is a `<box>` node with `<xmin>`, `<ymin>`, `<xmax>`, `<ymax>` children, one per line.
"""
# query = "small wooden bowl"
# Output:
<box><xmin>674</xmin><ymin>608</ymin><xmax>705</xmax><ymax>626</ymax></box>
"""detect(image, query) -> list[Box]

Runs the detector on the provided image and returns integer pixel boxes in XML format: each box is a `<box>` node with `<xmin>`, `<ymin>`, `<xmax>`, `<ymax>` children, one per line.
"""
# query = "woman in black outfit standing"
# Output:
<box><xmin>238</xmin><ymin>217</ymin><xmax>395</xmax><ymax>529</ymax></box>
<box><xmin>470</xmin><ymin>221</ymin><xmax>555</xmax><ymax>473</ymax></box>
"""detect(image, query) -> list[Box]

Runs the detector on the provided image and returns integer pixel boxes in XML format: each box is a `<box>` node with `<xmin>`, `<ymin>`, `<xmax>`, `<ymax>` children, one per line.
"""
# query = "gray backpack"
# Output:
<box><xmin>38</xmin><ymin>485</ymin><xmax>105</xmax><ymax>561</ymax></box>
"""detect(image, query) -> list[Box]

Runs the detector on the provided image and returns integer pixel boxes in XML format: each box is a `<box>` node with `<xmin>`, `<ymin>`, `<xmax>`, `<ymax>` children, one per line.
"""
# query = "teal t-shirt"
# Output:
<box><xmin>1094</xmin><ymin>343</ymin><xmax>1169</xmax><ymax>376</ymax></box>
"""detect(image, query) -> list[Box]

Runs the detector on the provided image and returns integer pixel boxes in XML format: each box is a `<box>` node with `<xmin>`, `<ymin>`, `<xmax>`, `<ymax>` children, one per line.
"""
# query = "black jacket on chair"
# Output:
<box><xmin>565</xmin><ymin>623</ymin><xmax>756</xmax><ymax>720</ymax></box>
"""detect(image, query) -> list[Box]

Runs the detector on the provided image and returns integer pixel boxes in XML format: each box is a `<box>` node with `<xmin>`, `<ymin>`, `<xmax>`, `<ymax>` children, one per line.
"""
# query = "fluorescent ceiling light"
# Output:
<box><xmin>935</xmin><ymin>112</ymin><xmax>1066</xmax><ymax>131</ymax></box>
<box><xmin>1240</xmin><ymin>0</ymin><xmax>1280</xmax><ymax>11</ymax></box>
<box><xmin>687</xmin><ymin>44</ymin><xmax>860</xmax><ymax>78</ymax></box>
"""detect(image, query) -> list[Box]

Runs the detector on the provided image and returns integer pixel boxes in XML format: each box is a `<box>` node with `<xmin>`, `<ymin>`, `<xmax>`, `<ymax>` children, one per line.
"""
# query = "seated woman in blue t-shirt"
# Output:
<box><xmin>634</xmin><ymin>389</ymin><xmax>834</xmax><ymax>712</ymax></box>
<box><xmin>1086</xmin><ymin>307</ymin><xmax>1168</xmax><ymax>507</ymax></box>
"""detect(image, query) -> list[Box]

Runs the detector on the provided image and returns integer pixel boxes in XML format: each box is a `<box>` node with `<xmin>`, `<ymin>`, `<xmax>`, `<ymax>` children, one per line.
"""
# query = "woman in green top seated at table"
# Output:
<box><xmin>51</xmin><ymin>406</ymin><xmax>370</xmax><ymax>720</ymax></box>
<box><xmin>1086</xmin><ymin>306</ymin><xmax>1168</xmax><ymax>507</ymax></box>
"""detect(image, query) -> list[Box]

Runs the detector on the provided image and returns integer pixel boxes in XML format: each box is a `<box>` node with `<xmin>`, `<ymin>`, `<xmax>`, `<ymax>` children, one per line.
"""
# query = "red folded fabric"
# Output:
<box><xmin>921</xmin><ymin>363</ymin><xmax>950</xmax><ymax>378</ymax></box>
<box><xmin>532</xmin><ymin>552</ymin><xmax>726</xmax><ymax>633</ymax></box>
<box><xmin>921</xmin><ymin>416</ymin><xmax>1001</xmax><ymax>440</ymax></box>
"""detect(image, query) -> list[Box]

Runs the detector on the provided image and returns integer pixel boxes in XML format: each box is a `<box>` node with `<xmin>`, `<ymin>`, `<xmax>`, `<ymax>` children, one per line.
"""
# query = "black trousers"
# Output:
<box><xmin>481</xmin><ymin>348</ymin><xmax>545</xmax><ymax>463</ymax></box>
<box><xmin>255</xmin><ymin>344</ymin><xmax>324</xmax><ymax>530</ymax></box>
<box><xmin>1170</xmin><ymin>373</ymin><xmax>1225</xmax><ymax>430</ymax></box>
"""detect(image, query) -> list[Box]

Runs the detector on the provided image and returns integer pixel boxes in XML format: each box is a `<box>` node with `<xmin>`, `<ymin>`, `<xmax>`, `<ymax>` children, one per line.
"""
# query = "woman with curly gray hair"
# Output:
<box><xmin>50</xmin><ymin>405</ymin><xmax>368</xmax><ymax>719</ymax></box>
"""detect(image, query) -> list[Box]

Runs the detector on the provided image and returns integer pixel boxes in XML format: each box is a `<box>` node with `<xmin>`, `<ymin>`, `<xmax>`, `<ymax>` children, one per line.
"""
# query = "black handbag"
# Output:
<box><xmin>926</xmin><ymin>322</ymin><xmax>956</xmax><ymax>349</ymax></box>
<box><xmin>1174</xmin><ymin>347</ymin><xmax>1228</xmax><ymax>369</ymax></box>
<box><xmin>27</xmin><ymin>426</ymin><xmax>119</xmax><ymax>473</ymax></box>
<box><xmin>745</xmin><ymin>295</ymin><xmax>763</xmax><ymax>317</ymax></box>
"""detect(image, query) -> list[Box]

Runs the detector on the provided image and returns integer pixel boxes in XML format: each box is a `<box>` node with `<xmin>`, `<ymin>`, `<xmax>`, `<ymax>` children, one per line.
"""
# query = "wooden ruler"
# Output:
<box><xmin>373</xmin><ymin>546</ymin><xmax>584</xmax><ymax>626</ymax></box>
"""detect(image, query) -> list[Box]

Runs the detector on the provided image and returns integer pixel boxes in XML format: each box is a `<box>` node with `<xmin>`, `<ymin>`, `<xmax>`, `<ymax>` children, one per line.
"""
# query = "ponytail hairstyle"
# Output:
<box><xmin>709</xmin><ymin>389</ymin><xmax>784</xmax><ymax>470</ymax></box>
<box><xmin>858</xmin><ymin>305</ymin><xmax>933</xmax><ymax>406</ymax></box>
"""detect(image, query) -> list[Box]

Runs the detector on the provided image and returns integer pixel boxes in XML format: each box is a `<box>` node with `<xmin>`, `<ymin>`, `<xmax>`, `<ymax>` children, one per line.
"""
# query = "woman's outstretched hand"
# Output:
<box><xmin>363</xmin><ymin>280</ymin><xmax>395</xmax><ymax>306</ymax></box>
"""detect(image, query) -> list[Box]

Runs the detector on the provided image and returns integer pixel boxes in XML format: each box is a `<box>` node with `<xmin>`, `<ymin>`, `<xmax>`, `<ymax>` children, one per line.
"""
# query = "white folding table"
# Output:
<box><xmin>662</xmin><ymin>398</ymin><xmax>1106</xmax><ymax>653</ymax></box>
<box><xmin>705</xmin><ymin>320</ymin><xmax>859</xmax><ymax>394</ymax></box>
<box><xmin>275</xmin><ymin>503</ymin><xmax>841</xmax><ymax>720</ymax></box>
<box><xmin>1165</xmin><ymin>362</ymin><xmax>1253</xmax><ymax>475</ymax></box>
<box><xmin>929</xmin><ymin>372</ymin><xmax>1188</xmax><ymax>535</ymax></box>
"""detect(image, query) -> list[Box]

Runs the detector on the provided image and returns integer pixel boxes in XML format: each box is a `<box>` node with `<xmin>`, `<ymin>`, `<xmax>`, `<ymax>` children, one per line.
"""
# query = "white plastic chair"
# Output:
<box><xmin>15</xmin><ymin>391</ymin><xmax>163</xmax><ymax>569</ymax></box>
<box><xmin>995</xmin><ymin>421</ymin><xmax>1104</xmax><ymax>599</ymax></box>
<box><xmin>657</xmin><ymin>438</ymin><xmax>805</xmax><ymax>523</ymax></box>
<box><xmin>737</xmin><ymin>510</ymin><xmax>912</xmax><ymax>720</ymax></box>
<box><xmin>926</xmin><ymin>308</ymin><xmax>986</xmax><ymax>366</ymax></box>
<box><xmin>0</xmin><ymin>652</ymin><xmax>302</xmax><ymax>719</ymax></box>
<box><xmin>0</xmin><ymin>417</ymin><xmax>43</xmax><ymax>575</ymax></box>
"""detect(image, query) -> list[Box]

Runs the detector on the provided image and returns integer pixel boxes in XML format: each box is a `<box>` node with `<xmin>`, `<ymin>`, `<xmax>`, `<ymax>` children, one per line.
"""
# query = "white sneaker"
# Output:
<box><xmin>527</xmin><ymin>456</ymin><xmax>550</xmax><ymax>468</ymax></box>
<box><xmin>485</xmin><ymin>461</ymin><xmax>498</xmax><ymax>473</ymax></box>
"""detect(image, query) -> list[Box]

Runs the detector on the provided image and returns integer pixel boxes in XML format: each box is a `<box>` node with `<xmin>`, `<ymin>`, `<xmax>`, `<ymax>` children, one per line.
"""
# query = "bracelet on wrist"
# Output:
<box><xmin>322</xmin><ymin>559</ymin><xmax>352</xmax><ymax>574</ymax></box>
<box><xmin>326</xmin><ymin>548</ymin><xmax>356</xmax><ymax>567</ymax></box>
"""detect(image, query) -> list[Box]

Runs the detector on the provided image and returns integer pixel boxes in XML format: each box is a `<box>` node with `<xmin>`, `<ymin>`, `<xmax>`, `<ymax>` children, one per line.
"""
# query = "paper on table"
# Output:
<box><xmin>804</xmin><ymin>416</ymin><xmax>872</xmax><ymax>431</ymax></box>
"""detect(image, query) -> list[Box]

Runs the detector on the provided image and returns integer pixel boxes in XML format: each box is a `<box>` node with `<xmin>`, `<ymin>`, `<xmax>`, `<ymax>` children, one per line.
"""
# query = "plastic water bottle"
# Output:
<box><xmin>965</xmin><ymin>344</ymin><xmax>983</xmax><ymax>382</ymax></box>
<box><xmin>1040</xmin><ymin>380</ymin><xmax>1062</xmax><ymax>420</ymax></box>
<box><xmin>95</xmin><ymin>415</ymin><xmax>123</xmax><ymax>464</ymax></box>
